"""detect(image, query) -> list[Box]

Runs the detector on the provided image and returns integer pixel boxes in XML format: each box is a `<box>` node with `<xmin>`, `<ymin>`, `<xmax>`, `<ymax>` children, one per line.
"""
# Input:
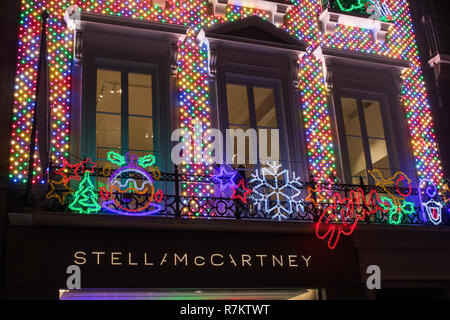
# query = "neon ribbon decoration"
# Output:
<box><xmin>315</xmin><ymin>188</ymin><xmax>389</xmax><ymax>250</ymax></box>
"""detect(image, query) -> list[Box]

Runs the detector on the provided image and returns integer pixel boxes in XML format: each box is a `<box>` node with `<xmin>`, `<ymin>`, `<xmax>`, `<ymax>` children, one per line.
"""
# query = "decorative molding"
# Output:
<box><xmin>74</xmin><ymin>31</ymin><xmax>83</xmax><ymax>65</ymax></box>
<box><xmin>209</xmin><ymin>0</ymin><xmax>293</xmax><ymax>26</ymax></box>
<box><xmin>291</xmin><ymin>57</ymin><xmax>300</xmax><ymax>87</ymax></box>
<box><xmin>209</xmin><ymin>47</ymin><xmax>217</xmax><ymax>78</ymax></box>
<box><xmin>170</xmin><ymin>43</ymin><xmax>178</xmax><ymax>77</ymax></box>
<box><xmin>319</xmin><ymin>8</ymin><xmax>394</xmax><ymax>43</ymax></box>
<box><xmin>428</xmin><ymin>53</ymin><xmax>450</xmax><ymax>67</ymax></box>
<box><xmin>325</xmin><ymin>62</ymin><xmax>333</xmax><ymax>92</ymax></box>
<box><xmin>393</xmin><ymin>71</ymin><xmax>404</xmax><ymax>101</ymax></box>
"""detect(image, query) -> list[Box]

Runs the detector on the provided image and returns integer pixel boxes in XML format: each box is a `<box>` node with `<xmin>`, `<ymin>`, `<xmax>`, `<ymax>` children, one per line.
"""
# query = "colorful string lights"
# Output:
<box><xmin>9</xmin><ymin>0</ymin><xmax>445</xmax><ymax>200</ymax></box>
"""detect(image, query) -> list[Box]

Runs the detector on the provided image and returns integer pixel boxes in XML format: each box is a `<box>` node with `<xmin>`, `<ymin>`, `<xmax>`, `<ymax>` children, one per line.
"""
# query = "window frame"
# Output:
<box><xmin>82</xmin><ymin>58</ymin><xmax>162</xmax><ymax>162</ymax></box>
<box><xmin>333</xmin><ymin>89</ymin><xmax>397</xmax><ymax>185</ymax></box>
<box><xmin>218</xmin><ymin>73</ymin><xmax>290</xmax><ymax>170</ymax></box>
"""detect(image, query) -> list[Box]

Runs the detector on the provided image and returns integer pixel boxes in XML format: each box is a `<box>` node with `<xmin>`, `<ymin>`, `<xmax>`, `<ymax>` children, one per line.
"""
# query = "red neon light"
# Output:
<box><xmin>155</xmin><ymin>189</ymin><xmax>164</xmax><ymax>203</ymax></box>
<box><xmin>315</xmin><ymin>188</ymin><xmax>389</xmax><ymax>250</ymax></box>
<box><xmin>231</xmin><ymin>180</ymin><xmax>252</xmax><ymax>204</ymax></box>
<box><xmin>55</xmin><ymin>160</ymin><xmax>81</xmax><ymax>184</ymax></box>
<box><xmin>81</xmin><ymin>158</ymin><xmax>97</xmax><ymax>174</ymax></box>
<box><xmin>395</xmin><ymin>174</ymin><xmax>412</xmax><ymax>198</ymax></box>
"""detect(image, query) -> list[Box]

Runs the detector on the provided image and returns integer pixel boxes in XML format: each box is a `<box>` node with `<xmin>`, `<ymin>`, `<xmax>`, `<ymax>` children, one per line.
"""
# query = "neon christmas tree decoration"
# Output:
<box><xmin>68</xmin><ymin>171</ymin><xmax>101</xmax><ymax>214</ymax></box>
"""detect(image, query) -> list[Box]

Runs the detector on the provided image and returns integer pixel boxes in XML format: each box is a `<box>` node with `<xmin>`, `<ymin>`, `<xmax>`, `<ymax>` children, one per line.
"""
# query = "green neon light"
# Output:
<box><xmin>380</xmin><ymin>197</ymin><xmax>415</xmax><ymax>225</ymax></box>
<box><xmin>68</xmin><ymin>171</ymin><xmax>101</xmax><ymax>214</ymax></box>
<box><xmin>138</xmin><ymin>154</ymin><xmax>156</xmax><ymax>168</ymax></box>
<box><xmin>107</xmin><ymin>151</ymin><xmax>126</xmax><ymax>167</ymax></box>
<box><xmin>333</xmin><ymin>0</ymin><xmax>367</xmax><ymax>12</ymax></box>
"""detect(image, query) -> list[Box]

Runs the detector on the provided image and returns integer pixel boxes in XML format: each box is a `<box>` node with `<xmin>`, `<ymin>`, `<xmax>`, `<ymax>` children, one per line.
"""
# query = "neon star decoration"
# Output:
<box><xmin>46</xmin><ymin>178</ymin><xmax>75</xmax><ymax>205</ymax></box>
<box><xmin>8</xmin><ymin>0</ymin><xmax>445</xmax><ymax>200</ymax></box>
<box><xmin>305</xmin><ymin>185</ymin><xmax>326</xmax><ymax>209</ymax></box>
<box><xmin>55</xmin><ymin>160</ymin><xmax>81</xmax><ymax>184</ymax></box>
<box><xmin>231</xmin><ymin>179</ymin><xmax>252</xmax><ymax>204</ymax></box>
<box><xmin>81</xmin><ymin>158</ymin><xmax>97</xmax><ymax>174</ymax></box>
<box><xmin>250</xmin><ymin>161</ymin><xmax>304</xmax><ymax>220</ymax></box>
<box><xmin>212</xmin><ymin>165</ymin><xmax>237</xmax><ymax>190</ymax></box>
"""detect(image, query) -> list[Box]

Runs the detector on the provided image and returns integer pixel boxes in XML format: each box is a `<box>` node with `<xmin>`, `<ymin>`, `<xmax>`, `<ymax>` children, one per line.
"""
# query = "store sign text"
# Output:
<box><xmin>73</xmin><ymin>251</ymin><xmax>311</xmax><ymax>268</ymax></box>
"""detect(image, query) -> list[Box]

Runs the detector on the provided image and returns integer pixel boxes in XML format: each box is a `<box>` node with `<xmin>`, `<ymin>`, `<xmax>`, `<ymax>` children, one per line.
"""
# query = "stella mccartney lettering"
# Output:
<box><xmin>73</xmin><ymin>251</ymin><xmax>312</xmax><ymax>268</ymax></box>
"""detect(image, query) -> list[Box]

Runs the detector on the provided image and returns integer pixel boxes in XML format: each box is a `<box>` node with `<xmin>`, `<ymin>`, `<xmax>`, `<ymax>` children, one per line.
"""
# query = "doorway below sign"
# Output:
<box><xmin>59</xmin><ymin>288</ymin><xmax>323</xmax><ymax>300</ymax></box>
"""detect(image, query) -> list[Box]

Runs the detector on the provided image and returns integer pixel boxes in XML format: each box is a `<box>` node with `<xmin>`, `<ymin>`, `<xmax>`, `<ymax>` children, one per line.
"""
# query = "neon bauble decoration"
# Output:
<box><xmin>250</xmin><ymin>161</ymin><xmax>304</xmax><ymax>221</ymax></box>
<box><xmin>101</xmin><ymin>152</ymin><xmax>163</xmax><ymax>216</ymax></box>
<box><xmin>68</xmin><ymin>171</ymin><xmax>101</xmax><ymax>214</ymax></box>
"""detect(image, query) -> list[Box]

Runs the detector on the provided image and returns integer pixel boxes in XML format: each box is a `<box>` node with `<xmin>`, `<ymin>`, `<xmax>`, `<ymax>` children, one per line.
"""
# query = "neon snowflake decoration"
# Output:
<box><xmin>250</xmin><ymin>161</ymin><xmax>305</xmax><ymax>221</ymax></box>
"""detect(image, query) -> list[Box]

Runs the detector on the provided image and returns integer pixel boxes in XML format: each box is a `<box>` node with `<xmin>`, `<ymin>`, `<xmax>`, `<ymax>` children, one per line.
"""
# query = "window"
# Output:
<box><xmin>225</xmin><ymin>82</ymin><xmax>279</xmax><ymax>170</ymax></box>
<box><xmin>96</xmin><ymin>68</ymin><xmax>154</xmax><ymax>161</ymax></box>
<box><xmin>337</xmin><ymin>96</ymin><xmax>391</xmax><ymax>184</ymax></box>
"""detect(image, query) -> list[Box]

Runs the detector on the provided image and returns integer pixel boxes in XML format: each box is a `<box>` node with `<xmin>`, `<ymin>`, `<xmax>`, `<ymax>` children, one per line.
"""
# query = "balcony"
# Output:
<box><xmin>320</xmin><ymin>0</ymin><xmax>394</xmax><ymax>42</ymax></box>
<box><xmin>26</xmin><ymin>148</ymin><xmax>449</xmax><ymax>227</ymax></box>
<box><xmin>422</xmin><ymin>16</ymin><xmax>450</xmax><ymax>65</ymax></box>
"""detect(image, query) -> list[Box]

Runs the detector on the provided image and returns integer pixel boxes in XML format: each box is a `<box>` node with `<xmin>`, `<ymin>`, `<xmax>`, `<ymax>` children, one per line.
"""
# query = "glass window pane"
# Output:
<box><xmin>363</xmin><ymin>100</ymin><xmax>385</xmax><ymax>138</ymax></box>
<box><xmin>341</xmin><ymin>97</ymin><xmax>361</xmax><ymax>136</ymax></box>
<box><xmin>129</xmin><ymin>116</ymin><xmax>153</xmax><ymax>152</ymax></box>
<box><xmin>369</xmin><ymin>138</ymin><xmax>390</xmax><ymax>170</ymax></box>
<box><xmin>346</xmin><ymin>136</ymin><xmax>366</xmax><ymax>181</ymax></box>
<box><xmin>97</xmin><ymin>69</ymin><xmax>121</xmax><ymax>113</ymax></box>
<box><xmin>96</xmin><ymin>114</ymin><xmax>121</xmax><ymax>149</ymax></box>
<box><xmin>254</xmin><ymin>87</ymin><xmax>277</xmax><ymax>128</ymax></box>
<box><xmin>129</xmin><ymin>73</ymin><xmax>152</xmax><ymax>117</ymax></box>
<box><xmin>227</xmin><ymin>84</ymin><xmax>250</xmax><ymax>126</ymax></box>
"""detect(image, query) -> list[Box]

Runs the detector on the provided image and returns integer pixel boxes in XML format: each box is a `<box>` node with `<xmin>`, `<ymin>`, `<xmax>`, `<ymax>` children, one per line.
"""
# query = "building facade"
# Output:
<box><xmin>1</xmin><ymin>0</ymin><xmax>450</xmax><ymax>300</ymax></box>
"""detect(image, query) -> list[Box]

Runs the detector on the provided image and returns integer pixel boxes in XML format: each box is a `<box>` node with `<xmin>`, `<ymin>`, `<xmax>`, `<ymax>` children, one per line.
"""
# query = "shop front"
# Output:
<box><xmin>3</xmin><ymin>214</ymin><xmax>362</xmax><ymax>300</ymax></box>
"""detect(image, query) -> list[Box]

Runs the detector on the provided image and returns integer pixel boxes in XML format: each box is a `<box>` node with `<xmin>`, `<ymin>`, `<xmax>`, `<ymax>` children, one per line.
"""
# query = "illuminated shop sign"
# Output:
<box><xmin>73</xmin><ymin>251</ymin><xmax>312</xmax><ymax>268</ymax></box>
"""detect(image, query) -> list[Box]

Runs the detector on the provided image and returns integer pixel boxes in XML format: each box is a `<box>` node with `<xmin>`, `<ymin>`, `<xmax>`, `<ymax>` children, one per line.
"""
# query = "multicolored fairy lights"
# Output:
<box><xmin>177</xmin><ymin>28</ymin><xmax>213</xmax><ymax>215</ymax></box>
<box><xmin>9</xmin><ymin>0</ymin><xmax>445</xmax><ymax>196</ymax></box>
